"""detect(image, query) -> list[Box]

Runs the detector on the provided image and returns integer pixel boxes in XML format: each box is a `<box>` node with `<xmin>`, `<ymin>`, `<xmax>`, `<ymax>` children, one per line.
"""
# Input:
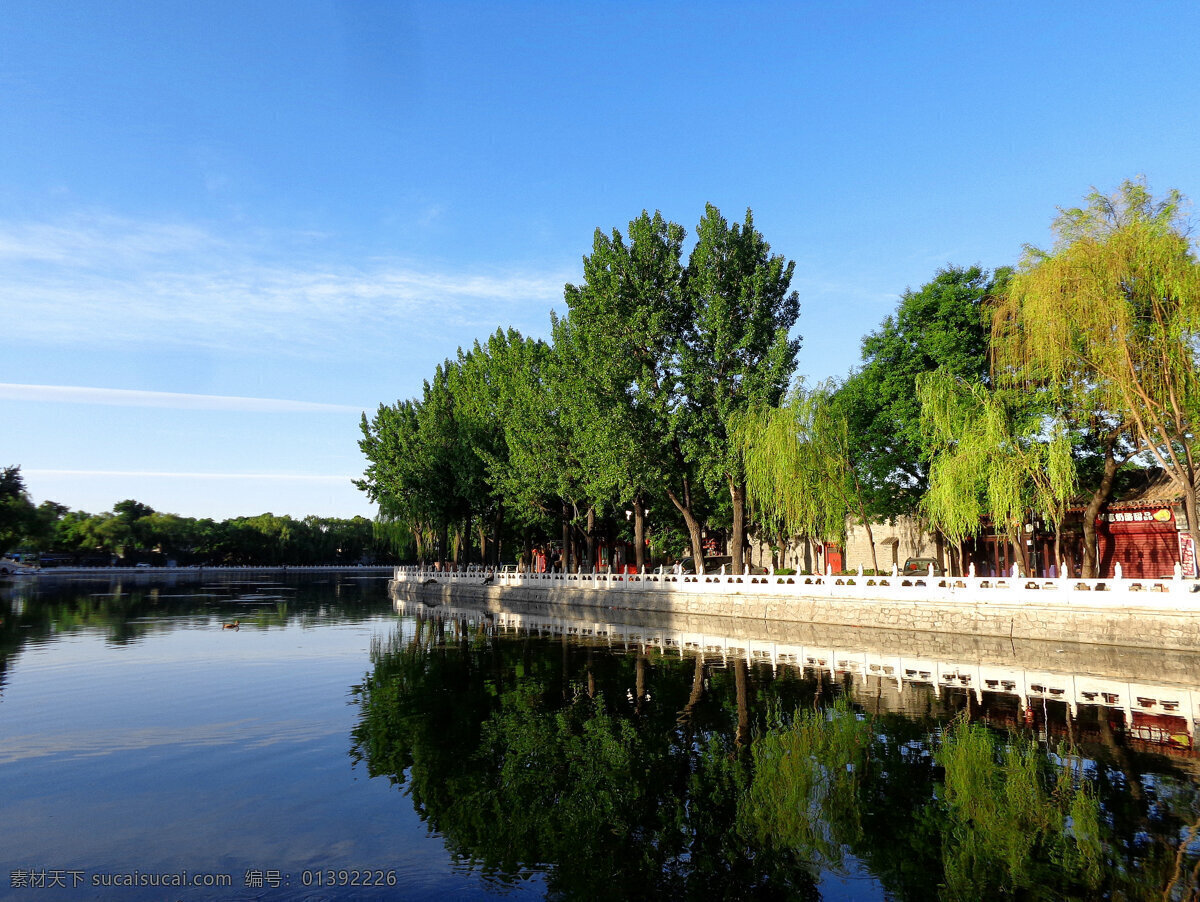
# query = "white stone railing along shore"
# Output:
<box><xmin>394</xmin><ymin>561</ymin><xmax>1200</xmax><ymax>611</ymax></box>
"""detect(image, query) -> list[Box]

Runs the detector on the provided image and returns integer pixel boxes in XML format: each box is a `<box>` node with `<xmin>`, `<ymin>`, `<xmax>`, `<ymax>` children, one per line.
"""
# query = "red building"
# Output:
<box><xmin>957</xmin><ymin>472</ymin><xmax>1192</xmax><ymax>579</ymax></box>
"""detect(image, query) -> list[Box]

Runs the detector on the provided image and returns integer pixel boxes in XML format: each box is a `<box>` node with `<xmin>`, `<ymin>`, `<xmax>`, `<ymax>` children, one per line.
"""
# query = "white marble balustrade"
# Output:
<box><xmin>393</xmin><ymin>561</ymin><xmax>1200</xmax><ymax>612</ymax></box>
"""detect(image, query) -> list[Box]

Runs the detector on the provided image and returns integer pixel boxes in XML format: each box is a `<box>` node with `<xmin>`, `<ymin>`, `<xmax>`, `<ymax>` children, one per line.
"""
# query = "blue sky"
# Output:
<box><xmin>2</xmin><ymin>2</ymin><xmax>1197</xmax><ymax>520</ymax></box>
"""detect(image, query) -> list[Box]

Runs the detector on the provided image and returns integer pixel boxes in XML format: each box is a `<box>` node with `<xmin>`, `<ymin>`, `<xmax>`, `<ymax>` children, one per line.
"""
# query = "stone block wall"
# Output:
<box><xmin>393</xmin><ymin>577</ymin><xmax>1200</xmax><ymax>653</ymax></box>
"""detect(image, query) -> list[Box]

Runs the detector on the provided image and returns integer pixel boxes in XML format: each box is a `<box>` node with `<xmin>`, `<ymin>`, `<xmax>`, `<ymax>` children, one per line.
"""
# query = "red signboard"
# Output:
<box><xmin>1180</xmin><ymin>533</ymin><xmax>1197</xmax><ymax>578</ymax></box>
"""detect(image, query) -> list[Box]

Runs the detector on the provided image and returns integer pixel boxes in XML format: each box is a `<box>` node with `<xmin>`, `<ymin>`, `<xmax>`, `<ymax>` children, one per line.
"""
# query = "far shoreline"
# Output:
<box><xmin>4</xmin><ymin>564</ymin><xmax>396</xmax><ymax>579</ymax></box>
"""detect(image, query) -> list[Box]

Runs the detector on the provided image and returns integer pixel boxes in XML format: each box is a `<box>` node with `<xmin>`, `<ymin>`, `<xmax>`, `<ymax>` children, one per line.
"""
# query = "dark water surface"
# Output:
<box><xmin>4</xmin><ymin>575</ymin><xmax>1200</xmax><ymax>900</ymax></box>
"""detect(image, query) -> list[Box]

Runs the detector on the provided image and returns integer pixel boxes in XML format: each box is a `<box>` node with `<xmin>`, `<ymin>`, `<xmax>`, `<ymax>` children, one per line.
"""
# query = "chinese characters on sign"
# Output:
<box><xmin>1098</xmin><ymin>508</ymin><xmax>1173</xmax><ymax>524</ymax></box>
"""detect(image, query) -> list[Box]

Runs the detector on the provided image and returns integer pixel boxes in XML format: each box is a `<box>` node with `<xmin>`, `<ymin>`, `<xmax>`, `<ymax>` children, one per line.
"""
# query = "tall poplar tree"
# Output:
<box><xmin>357</xmin><ymin>364</ymin><xmax>471</xmax><ymax>567</ymax></box>
<box><xmin>560</xmin><ymin>211</ymin><xmax>704</xmax><ymax>571</ymax></box>
<box><xmin>682</xmin><ymin>205</ymin><xmax>800</xmax><ymax>574</ymax></box>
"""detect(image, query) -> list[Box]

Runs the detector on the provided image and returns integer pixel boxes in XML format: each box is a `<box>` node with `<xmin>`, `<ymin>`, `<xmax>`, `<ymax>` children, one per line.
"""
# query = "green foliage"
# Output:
<box><xmin>994</xmin><ymin>177</ymin><xmax>1200</xmax><ymax>549</ymax></box>
<box><xmin>918</xmin><ymin>370</ymin><xmax>1076</xmax><ymax>553</ymax></box>
<box><xmin>23</xmin><ymin>494</ymin><xmax>388</xmax><ymax>565</ymax></box>
<box><xmin>837</xmin><ymin>266</ymin><xmax>1005</xmax><ymax>519</ymax></box>
<box><xmin>456</xmin><ymin>329</ymin><xmax>557</xmax><ymax>526</ymax></box>
<box><xmin>735</xmin><ymin>382</ymin><xmax>870</xmax><ymax>549</ymax></box>
<box><xmin>934</xmin><ymin>715</ymin><xmax>1102</xmax><ymax>901</ymax></box>
<box><xmin>0</xmin><ymin>465</ymin><xmax>39</xmax><ymax>553</ymax></box>
<box><xmin>682</xmin><ymin>205</ymin><xmax>801</xmax><ymax>445</ymax></box>
<box><xmin>357</xmin><ymin>205</ymin><xmax>801</xmax><ymax>571</ymax></box>
<box><xmin>559</xmin><ymin>211</ymin><xmax>690</xmax><ymax>516</ymax></box>
<box><xmin>742</xmin><ymin>698</ymin><xmax>871</xmax><ymax>869</ymax></box>
<box><xmin>359</xmin><ymin>330</ymin><xmax>572</xmax><ymax>562</ymax></box>
<box><xmin>461</xmin><ymin>687</ymin><xmax>650</xmax><ymax>874</ymax></box>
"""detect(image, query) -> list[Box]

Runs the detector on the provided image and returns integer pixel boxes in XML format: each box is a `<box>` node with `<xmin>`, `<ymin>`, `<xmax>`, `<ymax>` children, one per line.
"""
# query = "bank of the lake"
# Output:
<box><xmin>393</xmin><ymin>566</ymin><xmax>1200</xmax><ymax>652</ymax></box>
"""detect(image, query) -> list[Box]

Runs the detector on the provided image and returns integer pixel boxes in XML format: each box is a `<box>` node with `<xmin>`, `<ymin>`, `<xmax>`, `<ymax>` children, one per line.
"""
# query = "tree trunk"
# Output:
<box><xmin>1082</xmin><ymin>436</ymin><xmax>1123</xmax><ymax>578</ymax></box>
<box><xmin>677</xmin><ymin>655</ymin><xmax>705</xmax><ymax>727</ymax></box>
<box><xmin>1010</xmin><ymin>529</ymin><xmax>1030</xmax><ymax>576</ymax></box>
<box><xmin>493</xmin><ymin>503</ymin><xmax>504</xmax><ymax>567</ymax></box>
<box><xmin>584</xmin><ymin>506</ymin><xmax>596</xmax><ymax>573</ymax></box>
<box><xmin>729</xmin><ymin>479</ymin><xmax>746</xmax><ymax>574</ymax></box>
<box><xmin>561</xmin><ymin>500</ymin><xmax>571</xmax><ymax>573</ymax></box>
<box><xmin>1184</xmin><ymin>478</ymin><xmax>1200</xmax><ymax>579</ymax></box>
<box><xmin>862</xmin><ymin>516</ymin><xmax>879</xmax><ymax>573</ymax></box>
<box><xmin>636</xmin><ymin>654</ymin><xmax>648</xmax><ymax>716</ymax></box>
<box><xmin>666</xmin><ymin>486</ymin><xmax>706</xmax><ymax>575</ymax></box>
<box><xmin>1053</xmin><ymin>524</ymin><xmax>1063</xmax><ymax>578</ymax></box>
<box><xmin>561</xmin><ymin>633</ymin><xmax>570</xmax><ymax>701</ymax></box>
<box><xmin>438</xmin><ymin>521</ymin><xmax>449</xmax><ymax>570</ymax></box>
<box><xmin>634</xmin><ymin>493</ymin><xmax>646</xmax><ymax>572</ymax></box>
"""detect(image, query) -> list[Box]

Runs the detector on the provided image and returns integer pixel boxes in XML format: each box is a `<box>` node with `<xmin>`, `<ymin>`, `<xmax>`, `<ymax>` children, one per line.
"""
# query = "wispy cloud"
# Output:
<box><xmin>0</xmin><ymin>213</ymin><xmax>569</xmax><ymax>353</ymax></box>
<box><xmin>0</xmin><ymin>383</ymin><xmax>364</xmax><ymax>412</ymax></box>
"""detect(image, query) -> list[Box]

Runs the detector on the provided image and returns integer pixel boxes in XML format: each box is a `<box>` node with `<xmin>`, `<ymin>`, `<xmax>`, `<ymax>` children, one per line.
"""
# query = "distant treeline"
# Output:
<box><xmin>1</xmin><ymin>468</ymin><xmax>409</xmax><ymax>566</ymax></box>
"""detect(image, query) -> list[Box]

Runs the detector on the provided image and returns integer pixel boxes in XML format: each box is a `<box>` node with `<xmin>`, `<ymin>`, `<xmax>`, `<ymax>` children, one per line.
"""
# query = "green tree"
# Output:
<box><xmin>737</xmin><ymin>382</ymin><xmax>882</xmax><ymax>572</ymax></box>
<box><xmin>357</xmin><ymin>365</ymin><xmax>471</xmax><ymax>566</ymax></box>
<box><xmin>993</xmin><ymin>178</ymin><xmax>1200</xmax><ymax>564</ymax></box>
<box><xmin>837</xmin><ymin>265</ymin><xmax>1005</xmax><ymax>521</ymax></box>
<box><xmin>560</xmin><ymin>210</ymin><xmax>704</xmax><ymax>570</ymax></box>
<box><xmin>918</xmin><ymin>370</ymin><xmax>1076</xmax><ymax>575</ymax></box>
<box><xmin>681</xmin><ymin>205</ymin><xmax>800</xmax><ymax>573</ymax></box>
<box><xmin>454</xmin><ymin>329</ymin><xmax>557</xmax><ymax>566</ymax></box>
<box><xmin>0</xmin><ymin>466</ymin><xmax>38</xmax><ymax>553</ymax></box>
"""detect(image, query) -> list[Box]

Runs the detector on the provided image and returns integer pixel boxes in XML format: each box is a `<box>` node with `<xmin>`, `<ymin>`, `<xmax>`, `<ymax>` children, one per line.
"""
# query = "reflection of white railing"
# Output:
<box><xmin>393</xmin><ymin>562</ymin><xmax>1200</xmax><ymax>611</ymax></box>
<box><xmin>394</xmin><ymin>595</ymin><xmax>1200</xmax><ymax>738</ymax></box>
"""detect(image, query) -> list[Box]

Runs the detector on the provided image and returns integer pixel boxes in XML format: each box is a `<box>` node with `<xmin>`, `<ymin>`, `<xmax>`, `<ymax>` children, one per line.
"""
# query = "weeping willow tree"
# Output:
<box><xmin>993</xmin><ymin>178</ymin><xmax>1200</xmax><ymax>568</ymax></box>
<box><xmin>918</xmin><ymin>370</ymin><xmax>1076</xmax><ymax>576</ymax></box>
<box><xmin>372</xmin><ymin>507</ymin><xmax>420</xmax><ymax>561</ymax></box>
<box><xmin>734</xmin><ymin>382</ymin><xmax>879</xmax><ymax>572</ymax></box>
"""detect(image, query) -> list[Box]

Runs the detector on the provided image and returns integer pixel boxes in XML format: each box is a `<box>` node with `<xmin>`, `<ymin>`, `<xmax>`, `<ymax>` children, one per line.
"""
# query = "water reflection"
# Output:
<box><xmin>0</xmin><ymin>572</ymin><xmax>391</xmax><ymax>699</ymax></box>
<box><xmin>351</xmin><ymin>595</ymin><xmax>1200</xmax><ymax>900</ymax></box>
<box><xmin>0</xmin><ymin>573</ymin><xmax>471</xmax><ymax>902</ymax></box>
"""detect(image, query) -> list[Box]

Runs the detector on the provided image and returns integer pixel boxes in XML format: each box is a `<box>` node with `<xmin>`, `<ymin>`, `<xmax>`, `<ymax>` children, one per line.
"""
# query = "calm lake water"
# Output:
<box><xmin>3</xmin><ymin>573</ymin><xmax>1200</xmax><ymax>901</ymax></box>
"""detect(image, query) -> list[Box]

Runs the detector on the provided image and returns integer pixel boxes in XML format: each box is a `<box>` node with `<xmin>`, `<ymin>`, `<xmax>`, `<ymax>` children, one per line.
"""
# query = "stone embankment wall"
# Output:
<box><xmin>393</xmin><ymin>567</ymin><xmax>1200</xmax><ymax>652</ymax></box>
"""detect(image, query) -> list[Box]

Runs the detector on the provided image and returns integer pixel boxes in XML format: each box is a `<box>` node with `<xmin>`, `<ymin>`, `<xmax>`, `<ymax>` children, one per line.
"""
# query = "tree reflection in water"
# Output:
<box><xmin>350</xmin><ymin>612</ymin><xmax>1200</xmax><ymax>901</ymax></box>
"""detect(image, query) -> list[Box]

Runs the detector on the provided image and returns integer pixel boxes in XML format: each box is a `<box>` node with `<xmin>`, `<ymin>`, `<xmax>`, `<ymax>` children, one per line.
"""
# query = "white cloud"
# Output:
<box><xmin>0</xmin><ymin>213</ymin><xmax>569</xmax><ymax>353</ymax></box>
<box><xmin>0</xmin><ymin>383</ymin><xmax>364</xmax><ymax>413</ymax></box>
